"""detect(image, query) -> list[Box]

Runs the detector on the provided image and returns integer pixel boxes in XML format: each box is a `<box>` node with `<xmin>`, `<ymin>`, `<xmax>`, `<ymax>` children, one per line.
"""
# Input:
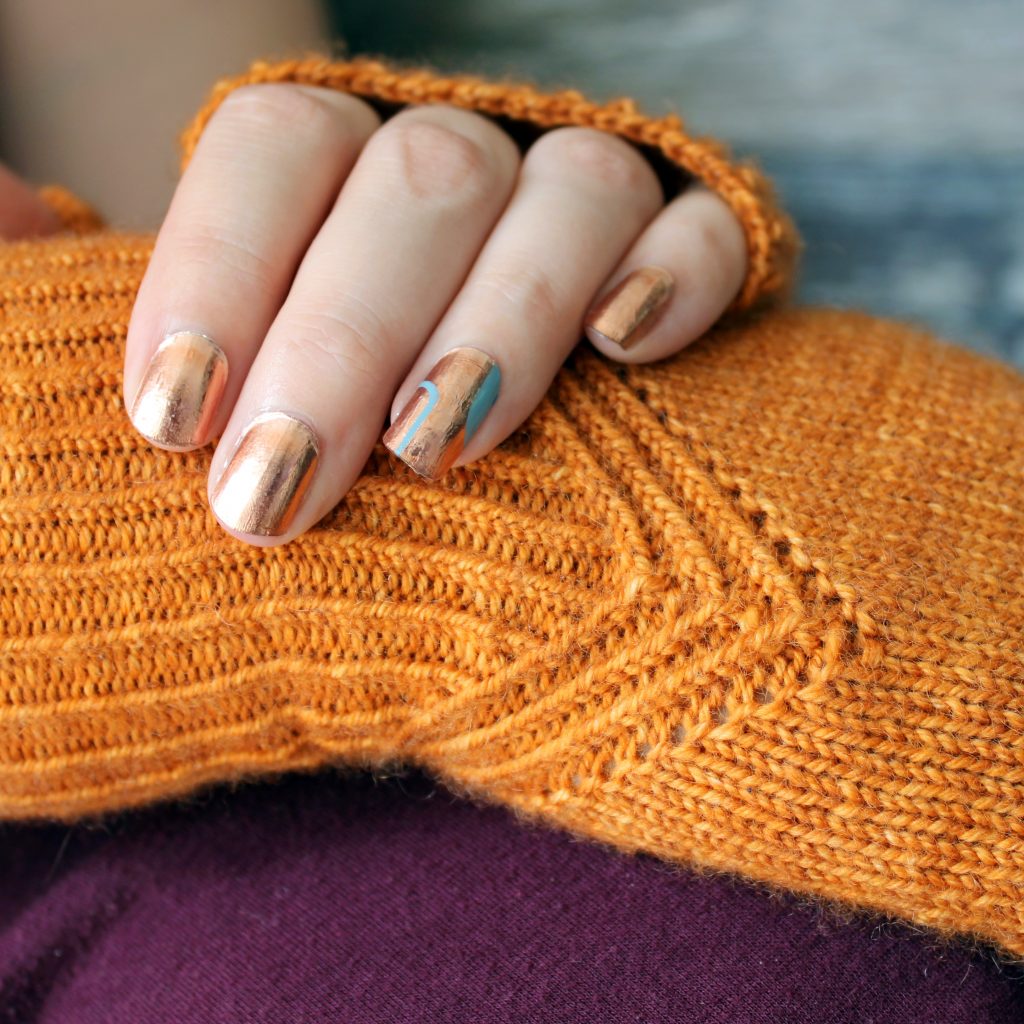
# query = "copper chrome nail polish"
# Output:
<box><xmin>382</xmin><ymin>346</ymin><xmax>501</xmax><ymax>480</ymax></box>
<box><xmin>583</xmin><ymin>266</ymin><xmax>675</xmax><ymax>351</ymax></box>
<box><xmin>128</xmin><ymin>331</ymin><xmax>228</xmax><ymax>449</ymax></box>
<box><xmin>209</xmin><ymin>411</ymin><xmax>319</xmax><ymax>537</ymax></box>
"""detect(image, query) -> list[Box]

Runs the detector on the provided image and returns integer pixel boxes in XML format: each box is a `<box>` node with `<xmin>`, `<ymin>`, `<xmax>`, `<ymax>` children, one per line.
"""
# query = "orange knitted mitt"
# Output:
<box><xmin>3</xmin><ymin>58</ymin><xmax>1024</xmax><ymax>963</ymax></box>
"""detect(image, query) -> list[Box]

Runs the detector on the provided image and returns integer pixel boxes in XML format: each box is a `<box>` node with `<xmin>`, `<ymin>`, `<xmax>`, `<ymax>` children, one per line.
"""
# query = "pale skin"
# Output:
<box><xmin>2</xmin><ymin>82</ymin><xmax>747</xmax><ymax>547</ymax></box>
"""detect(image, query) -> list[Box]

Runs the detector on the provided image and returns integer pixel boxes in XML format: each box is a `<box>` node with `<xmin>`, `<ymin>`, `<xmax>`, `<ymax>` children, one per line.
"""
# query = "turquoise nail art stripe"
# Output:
<box><xmin>464</xmin><ymin>362</ymin><xmax>501</xmax><ymax>442</ymax></box>
<box><xmin>390</xmin><ymin>380</ymin><xmax>439</xmax><ymax>457</ymax></box>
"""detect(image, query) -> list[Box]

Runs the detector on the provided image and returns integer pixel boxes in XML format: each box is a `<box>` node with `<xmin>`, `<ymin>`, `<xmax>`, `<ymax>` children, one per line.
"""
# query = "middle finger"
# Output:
<box><xmin>208</xmin><ymin>104</ymin><xmax>521</xmax><ymax>543</ymax></box>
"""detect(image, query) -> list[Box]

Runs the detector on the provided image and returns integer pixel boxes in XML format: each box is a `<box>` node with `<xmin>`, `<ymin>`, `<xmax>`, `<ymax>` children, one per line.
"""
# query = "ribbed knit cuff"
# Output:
<box><xmin>2</xmin><ymin>230</ymin><xmax>1024</xmax><ymax>961</ymax></box>
<box><xmin>178</xmin><ymin>54</ymin><xmax>801</xmax><ymax>316</ymax></box>
<box><xmin>35</xmin><ymin>184</ymin><xmax>106</xmax><ymax>235</ymax></box>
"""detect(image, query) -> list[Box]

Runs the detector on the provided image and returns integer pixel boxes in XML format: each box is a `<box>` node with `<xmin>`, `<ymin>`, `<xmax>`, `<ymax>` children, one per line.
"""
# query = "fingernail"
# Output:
<box><xmin>210</xmin><ymin>411</ymin><xmax>319</xmax><ymax>537</ymax></box>
<box><xmin>128</xmin><ymin>331</ymin><xmax>228</xmax><ymax>449</ymax></box>
<box><xmin>383</xmin><ymin>346</ymin><xmax>501</xmax><ymax>479</ymax></box>
<box><xmin>583</xmin><ymin>266</ymin><xmax>675</xmax><ymax>351</ymax></box>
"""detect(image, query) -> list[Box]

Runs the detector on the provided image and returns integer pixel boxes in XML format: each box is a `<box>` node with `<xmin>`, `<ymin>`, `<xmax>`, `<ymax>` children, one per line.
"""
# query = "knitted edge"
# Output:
<box><xmin>35</xmin><ymin>185</ymin><xmax>106</xmax><ymax>235</ymax></box>
<box><xmin>177</xmin><ymin>54</ymin><xmax>801</xmax><ymax>315</ymax></box>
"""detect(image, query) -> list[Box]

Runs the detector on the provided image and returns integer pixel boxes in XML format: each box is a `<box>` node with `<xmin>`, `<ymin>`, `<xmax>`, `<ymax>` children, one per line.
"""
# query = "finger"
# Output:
<box><xmin>0</xmin><ymin>163</ymin><xmax>61</xmax><ymax>240</ymax></box>
<box><xmin>124</xmin><ymin>84</ymin><xmax>381</xmax><ymax>451</ymax></box>
<box><xmin>582</xmin><ymin>182</ymin><xmax>747</xmax><ymax>362</ymax></box>
<box><xmin>207</xmin><ymin>105</ymin><xmax>522</xmax><ymax>545</ymax></box>
<box><xmin>383</xmin><ymin>126</ymin><xmax>664</xmax><ymax>479</ymax></box>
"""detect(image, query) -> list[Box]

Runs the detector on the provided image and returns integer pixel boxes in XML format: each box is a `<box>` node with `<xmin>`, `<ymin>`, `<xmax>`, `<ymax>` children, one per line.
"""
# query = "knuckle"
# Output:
<box><xmin>214</xmin><ymin>83</ymin><xmax>343</xmax><ymax>140</ymax></box>
<box><xmin>476</xmin><ymin>263</ymin><xmax>563</xmax><ymax>327</ymax></box>
<box><xmin>280</xmin><ymin>305</ymin><xmax>390</xmax><ymax>387</ymax></box>
<box><xmin>689</xmin><ymin>210</ymin><xmax>740</xmax><ymax>292</ymax></box>
<box><xmin>171</xmin><ymin>228</ymin><xmax>277</xmax><ymax>293</ymax></box>
<box><xmin>527</xmin><ymin>126</ymin><xmax>659</xmax><ymax>196</ymax></box>
<box><xmin>693</xmin><ymin>213</ymin><xmax>719</xmax><ymax>254</ymax></box>
<box><xmin>372</xmin><ymin>110</ymin><xmax>501</xmax><ymax>203</ymax></box>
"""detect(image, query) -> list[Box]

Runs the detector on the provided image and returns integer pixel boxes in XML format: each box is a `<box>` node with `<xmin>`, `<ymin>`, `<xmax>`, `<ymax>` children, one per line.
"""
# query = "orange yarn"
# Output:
<box><xmin>2</xmin><ymin>59</ymin><xmax>1024</xmax><ymax>964</ymax></box>
<box><xmin>35</xmin><ymin>184</ymin><xmax>105</xmax><ymax>235</ymax></box>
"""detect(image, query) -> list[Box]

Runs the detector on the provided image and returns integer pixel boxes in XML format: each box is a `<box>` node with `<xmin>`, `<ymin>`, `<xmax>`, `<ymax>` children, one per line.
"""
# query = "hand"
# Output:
<box><xmin>123</xmin><ymin>84</ymin><xmax>747</xmax><ymax>546</ymax></box>
<box><xmin>0</xmin><ymin>163</ymin><xmax>62</xmax><ymax>240</ymax></box>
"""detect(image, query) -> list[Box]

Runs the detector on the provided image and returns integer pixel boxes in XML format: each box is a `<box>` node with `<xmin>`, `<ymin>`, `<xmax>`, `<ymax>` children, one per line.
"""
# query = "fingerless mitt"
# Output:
<box><xmin>2</xmin><ymin>58</ymin><xmax>1023</xmax><ymax>964</ymax></box>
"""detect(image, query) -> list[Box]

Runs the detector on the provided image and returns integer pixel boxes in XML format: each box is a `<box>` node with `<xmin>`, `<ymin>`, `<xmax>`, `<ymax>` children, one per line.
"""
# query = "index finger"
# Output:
<box><xmin>124</xmin><ymin>84</ymin><xmax>380</xmax><ymax>451</ymax></box>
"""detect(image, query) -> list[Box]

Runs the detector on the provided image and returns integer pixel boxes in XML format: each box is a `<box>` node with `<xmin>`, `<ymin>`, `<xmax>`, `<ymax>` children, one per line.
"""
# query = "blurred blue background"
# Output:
<box><xmin>328</xmin><ymin>0</ymin><xmax>1024</xmax><ymax>366</ymax></box>
<box><xmin>1</xmin><ymin>0</ymin><xmax>1019</xmax><ymax>366</ymax></box>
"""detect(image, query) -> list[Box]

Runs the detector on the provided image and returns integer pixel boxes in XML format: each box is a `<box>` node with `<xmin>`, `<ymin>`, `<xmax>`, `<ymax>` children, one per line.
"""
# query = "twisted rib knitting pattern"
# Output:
<box><xmin>2</xmin><ymin>59</ymin><xmax>1024</xmax><ymax>963</ymax></box>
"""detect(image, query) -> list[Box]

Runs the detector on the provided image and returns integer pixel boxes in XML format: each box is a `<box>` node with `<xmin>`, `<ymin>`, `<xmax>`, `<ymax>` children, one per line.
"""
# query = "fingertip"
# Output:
<box><xmin>207</xmin><ymin>409</ymin><xmax>321</xmax><ymax>545</ymax></box>
<box><xmin>125</xmin><ymin>331</ymin><xmax>230</xmax><ymax>451</ymax></box>
<box><xmin>582</xmin><ymin>265</ymin><xmax>676</xmax><ymax>357</ymax></box>
<box><xmin>383</xmin><ymin>346</ymin><xmax>502</xmax><ymax>480</ymax></box>
<box><xmin>582</xmin><ymin>184</ymin><xmax>748</xmax><ymax>364</ymax></box>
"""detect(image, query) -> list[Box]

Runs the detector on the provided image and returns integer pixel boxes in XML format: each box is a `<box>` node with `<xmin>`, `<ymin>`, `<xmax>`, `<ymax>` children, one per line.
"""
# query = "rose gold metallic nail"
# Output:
<box><xmin>209</xmin><ymin>411</ymin><xmax>319</xmax><ymax>537</ymax></box>
<box><xmin>128</xmin><ymin>331</ymin><xmax>228</xmax><ymax>449</ymax></box>
<box><xmin>583</xmin><ymin>266</ymin><xmax>675</xmax><ymax>351</ymax></box>
<box><xmin>383</xmin><ymin>346</ymin><xmax>501</xmax><ymax>480</ymax></box>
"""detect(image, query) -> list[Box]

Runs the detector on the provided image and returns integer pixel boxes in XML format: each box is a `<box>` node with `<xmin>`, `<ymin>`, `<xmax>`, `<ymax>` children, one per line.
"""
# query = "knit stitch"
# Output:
<box><xmin>2</xmin><ymin>59</ymin><xmax>1024</xmax><ymax>963</ymax></box>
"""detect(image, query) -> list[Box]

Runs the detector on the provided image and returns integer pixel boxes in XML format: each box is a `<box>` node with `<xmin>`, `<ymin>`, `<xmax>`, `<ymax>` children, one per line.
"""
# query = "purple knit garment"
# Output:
<box><xmin>1</xmin><ymin>769</ymin><xmax>1022</xmax><ymax>1023</ymax></box>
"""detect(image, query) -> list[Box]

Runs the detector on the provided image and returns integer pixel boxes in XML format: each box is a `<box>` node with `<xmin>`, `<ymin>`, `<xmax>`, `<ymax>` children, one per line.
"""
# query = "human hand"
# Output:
<box><xmin>123</xmin><ymin>83</ymin><xmax>747</xmax><ymax>546</ymax></box>
<box><xmin>0</xmin><ymin>163</ymin><xmax>62</xmax><ymax>239</ymax></box>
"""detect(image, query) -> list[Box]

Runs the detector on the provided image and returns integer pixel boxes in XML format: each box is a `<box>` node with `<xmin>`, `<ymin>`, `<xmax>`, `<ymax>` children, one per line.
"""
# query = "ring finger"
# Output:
<box><xmin>384</xmin><ymin>126</ymin><xmax>664</xmax><ymax>479</ymax></box>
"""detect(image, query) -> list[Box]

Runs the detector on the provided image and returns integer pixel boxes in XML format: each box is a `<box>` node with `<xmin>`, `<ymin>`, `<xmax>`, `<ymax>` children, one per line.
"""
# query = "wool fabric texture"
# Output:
<box><xmin>1</xmin><ymin>57</ymin><xmax>1023</xmax><ymax>964</ymax></box>
<box><xmin>4</xmin><ymin>769</ymin><xmax>1024</xmax><ymax>1023</ymax></box>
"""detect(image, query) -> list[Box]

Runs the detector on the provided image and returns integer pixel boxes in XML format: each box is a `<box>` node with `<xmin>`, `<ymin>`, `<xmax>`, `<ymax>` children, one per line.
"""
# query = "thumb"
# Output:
<box><xmin>0</xmin><ymin>162</ymin><xmax>62</xmax><ymax>240</ymax></box>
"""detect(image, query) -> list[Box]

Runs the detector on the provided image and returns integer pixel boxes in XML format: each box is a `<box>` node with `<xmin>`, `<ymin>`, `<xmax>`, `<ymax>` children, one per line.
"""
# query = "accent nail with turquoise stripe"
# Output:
<box><xmin>383</xmin><ymin>346</ymin><xmax>501</xmax><ymax>479</ymax></box>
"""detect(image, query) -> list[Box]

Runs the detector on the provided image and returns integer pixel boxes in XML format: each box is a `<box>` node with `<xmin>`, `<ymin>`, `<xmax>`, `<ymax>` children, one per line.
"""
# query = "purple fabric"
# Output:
<box><xmin>1</xmin><ymin>769</ymin><xmax>1022</xmax><ymax>1023</ymax></box>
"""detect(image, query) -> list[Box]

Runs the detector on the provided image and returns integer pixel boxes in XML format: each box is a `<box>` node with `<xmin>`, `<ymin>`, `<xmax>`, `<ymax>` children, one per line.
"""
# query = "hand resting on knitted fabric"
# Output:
<box><xmin>4</xmin><ymin>55</ymin><xmax>1024</xmax><ymax>963</ymax></box>
<box><xmin>2</xmin><ymin>82</ymin><xmax>746</xmax><ymax>547</ymax></box>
